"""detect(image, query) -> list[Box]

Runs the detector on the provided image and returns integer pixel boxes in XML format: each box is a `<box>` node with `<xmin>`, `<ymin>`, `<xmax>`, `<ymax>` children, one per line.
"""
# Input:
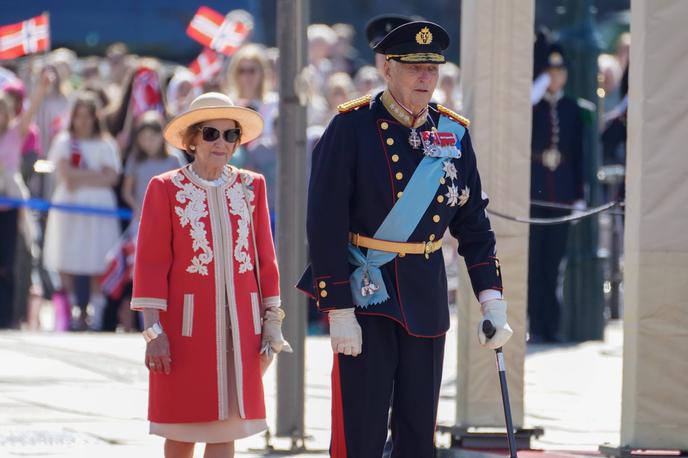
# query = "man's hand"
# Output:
<box><xmin>478</xmin><ymin>299</ymin><xmax>513</xmax><ymax>349</ymax></box>
<box><xmin>328</xmin><ymin>308</ymin><xmax>362</xmax><ymax>356</ymax></box>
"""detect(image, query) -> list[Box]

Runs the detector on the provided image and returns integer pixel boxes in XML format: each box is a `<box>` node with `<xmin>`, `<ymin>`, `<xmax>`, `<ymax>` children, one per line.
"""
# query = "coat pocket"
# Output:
<box><xmin>182</xmin><ymin>294</ymin><xmax>194</xmax><ymax>337</ymax></box>
<box><xmin>250</xmin><ymin>292</ymin><xmax>261</xmax><ymax>335</ymax></box>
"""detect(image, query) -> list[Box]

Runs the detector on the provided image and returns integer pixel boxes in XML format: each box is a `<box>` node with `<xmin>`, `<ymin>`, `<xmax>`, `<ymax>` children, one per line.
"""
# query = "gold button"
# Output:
<box><xmin>399</xmin><ymin>252</ymin><xmax>406</xmax><ymax>258</ymax></box>
<box><xmin>320</xmin><ymin>290</ymin><xmax>328</xmax><ymax>298</ymax></box>
<box><xmin>392</xmin><ymin>154</ymin><xmax>400</xmax><ymax>162</ymax></box>
<box><xmin>429</xmin><ymin>234</ymin><xmax>436</xmax><ymax>241</ymax></box>
<box><xmin>437</xmin><ymin>195</ymin><xmax>444</xmax><ymax>203</ymax></box>
<box><xmin>318</xmin><ymin>281</ymin><xmax>326</xmax><ymax>288</ymax></box>
<box><xmin>386</xmin><ymin>138</ymin><xmax>394</xmax><ymax>146</ymax></box>
<box><xmin>396</xmin><ymin>172</ymin><xmax>403</xmax><ymax>180</ymax></box>
<box><xmin>397</xmin><ymin>191</ymin><xmax>404</xmax><ymax>199</ymax></box>
<box><xmin>440</xmin><ymin>178</ymin><xmax>446</xmax><ymax>184</ymax></box>
<box><xmin>381</xmin><ymin>122</ymin><xmax>389</xmax><ymax>130</ymax></box>
<box><xmin>433</xmin><ymin>215</ymin><xmax>440</xmax><ymax>223</ymax></box>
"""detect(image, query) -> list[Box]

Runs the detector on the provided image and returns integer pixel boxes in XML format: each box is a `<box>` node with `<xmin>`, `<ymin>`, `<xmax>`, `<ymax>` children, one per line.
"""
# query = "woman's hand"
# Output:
<box><xmin>145</xmin><ymin>333</ymin><xmax>172</xmax><ymax>375</ymax></box>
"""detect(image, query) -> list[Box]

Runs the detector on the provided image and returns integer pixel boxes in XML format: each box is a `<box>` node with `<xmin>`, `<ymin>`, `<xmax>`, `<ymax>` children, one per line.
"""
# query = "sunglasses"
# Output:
<box><xmin>238</xmin><ymin>67</ymin><xmax>259</xmax><ymax>75</ymax></box>
<box><xmin>198</xmin><ymin>126</ymin><xmax>241</xmax><ymax>144</ymax></box>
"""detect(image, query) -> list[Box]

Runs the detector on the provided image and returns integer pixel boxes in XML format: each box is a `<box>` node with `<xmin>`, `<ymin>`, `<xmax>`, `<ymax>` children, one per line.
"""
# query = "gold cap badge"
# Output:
<box><xmin>549</xmin><ymin>52</ymin><xmax>563</xmax><ymax>66</ymax></box>
<box><xmin>416</xmin><ymin>26</ymin><xmax>433</xmax><ymax>45</ymax></box>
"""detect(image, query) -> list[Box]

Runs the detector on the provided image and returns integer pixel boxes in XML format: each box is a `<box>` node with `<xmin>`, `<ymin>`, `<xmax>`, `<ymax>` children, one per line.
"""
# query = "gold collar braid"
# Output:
<box><xmin>380</xmin><ymin>90</ymin><xmax>428</xmax><ymax>129</ymax></box>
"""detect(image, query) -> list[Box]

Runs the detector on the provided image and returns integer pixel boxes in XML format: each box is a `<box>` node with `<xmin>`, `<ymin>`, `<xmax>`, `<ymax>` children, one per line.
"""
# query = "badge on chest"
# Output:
<box><xmin>421</xmin><ymin>129</ymin><xmax>462</xmax><ymax>159</ymax></box>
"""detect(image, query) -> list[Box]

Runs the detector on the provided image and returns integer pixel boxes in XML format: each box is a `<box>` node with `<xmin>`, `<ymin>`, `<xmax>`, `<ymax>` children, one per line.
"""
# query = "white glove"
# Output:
<box><xmin>261</xmin><ymin>308</ymin><xmax>293</xmax><ymax>357</ymax></box>
<box><xmin>328</xmin><ymin>308</ymin><xmax>362</xmax><ymax>356</ymax></box>
<box><xmin>478</xmin><ymin>299</ymin><xmax>513</xmax><ymax>350</ymax></box>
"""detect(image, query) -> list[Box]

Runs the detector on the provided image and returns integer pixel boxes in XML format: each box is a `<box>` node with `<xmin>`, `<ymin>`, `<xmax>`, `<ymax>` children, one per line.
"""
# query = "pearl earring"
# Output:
<box><xmin>189</xmin><ymin>145</ymin><xmax>196</xmax><ymax>151</ymax></box>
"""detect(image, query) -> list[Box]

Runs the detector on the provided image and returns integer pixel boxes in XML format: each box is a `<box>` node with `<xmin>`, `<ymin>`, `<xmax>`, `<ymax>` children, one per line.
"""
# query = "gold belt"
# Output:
<box><xmin>350</xmin><ymin>232</ymin><xmax>442</xmax><ymax>258</ymax></box>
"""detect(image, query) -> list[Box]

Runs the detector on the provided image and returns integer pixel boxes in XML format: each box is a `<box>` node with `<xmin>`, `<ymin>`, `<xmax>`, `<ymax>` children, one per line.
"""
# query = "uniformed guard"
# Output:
<box><xmin>298</xmin><ymin>21</ymin><xmax>513</xmax><ymax>457</ymax></box>
<box><xmin>528</xmin><ymin>44</ymin><xmax>585</xmax><ymax>343</ymax></box>
<box><xmin>364</xmin><ymin>14</ymin><xmax>413</xmax><ymax>91</ymax></box>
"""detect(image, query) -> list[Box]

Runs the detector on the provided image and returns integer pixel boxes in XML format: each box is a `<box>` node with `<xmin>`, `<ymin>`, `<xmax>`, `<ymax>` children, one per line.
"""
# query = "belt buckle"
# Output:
<box><xmin>424</xmin><ymin>241</ymin><xmax>433</xmax><ymax>259</ymax></box>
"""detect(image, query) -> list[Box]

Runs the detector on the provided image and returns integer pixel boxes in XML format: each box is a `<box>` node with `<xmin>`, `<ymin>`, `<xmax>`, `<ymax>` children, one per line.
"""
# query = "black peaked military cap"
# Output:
<box><xmin>546</xmin><ymin>43</ymin><xmax>567</xmax><ymax>69</ymax></box>
<box><xmin>373</xmin><ymin>21</ymin><xmax>449</xmax><ymax>64</ymax></box>
<box><xmin>365</xmin><ymin>14</ymin><xmax>413</xmax><ymax>49</ymax></box>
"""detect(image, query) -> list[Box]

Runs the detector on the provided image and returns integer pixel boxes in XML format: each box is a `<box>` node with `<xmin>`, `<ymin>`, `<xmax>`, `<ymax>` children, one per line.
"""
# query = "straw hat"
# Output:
<box><xmin>163</xmin><ymin>92</ymin><xmax>263</xmax><ymax>150</ymax></box>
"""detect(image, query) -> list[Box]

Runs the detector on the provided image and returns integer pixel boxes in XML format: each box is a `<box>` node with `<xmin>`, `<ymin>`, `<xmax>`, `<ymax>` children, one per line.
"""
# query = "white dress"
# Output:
<box><xmin>43</xmin><ymin>132</ymin><xmax>122</xmax><ymax>275</ymax></box>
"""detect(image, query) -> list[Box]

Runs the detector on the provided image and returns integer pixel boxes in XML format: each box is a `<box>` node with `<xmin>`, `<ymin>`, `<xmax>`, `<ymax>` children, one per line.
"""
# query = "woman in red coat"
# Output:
<box><xmin>131</xmin><ymin>92</ymin><xmax>290</xmax><ymax>458</ymax></box>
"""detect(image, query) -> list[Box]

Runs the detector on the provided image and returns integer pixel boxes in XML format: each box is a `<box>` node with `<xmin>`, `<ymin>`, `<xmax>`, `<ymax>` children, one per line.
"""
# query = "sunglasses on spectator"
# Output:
<box><xmin>238</xmin><ymin>67</ymin><xmax>259</xmax><ymax>75</ymax></box>
<box><xmin>198</xmin><ymin>126</ymin><xmax>241</xmax><ymax>143</ymax></box>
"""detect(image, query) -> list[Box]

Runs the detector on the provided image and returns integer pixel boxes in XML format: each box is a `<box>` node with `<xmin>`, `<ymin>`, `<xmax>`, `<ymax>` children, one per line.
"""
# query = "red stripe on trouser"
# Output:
<box><xmin>331</xmin><ymin>354</ymin><xmax>347</xmax><ymax>458</ymax></box>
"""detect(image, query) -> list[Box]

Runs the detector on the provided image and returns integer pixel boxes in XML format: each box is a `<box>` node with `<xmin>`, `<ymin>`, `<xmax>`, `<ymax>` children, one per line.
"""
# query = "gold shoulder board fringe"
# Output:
<box><xmin>338</xmin><ymin>94</ymin><xmax>372</xmax><ymax>113</ymax></box>
<box><xmin>437</xmin><ymin>104</ymin><xmax>470</xmax><ymax>127</ymax></box>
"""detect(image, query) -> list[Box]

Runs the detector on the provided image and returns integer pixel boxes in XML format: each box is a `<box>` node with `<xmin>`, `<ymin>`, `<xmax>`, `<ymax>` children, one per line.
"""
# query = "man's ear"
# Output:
<box><xmin>383</xmin><ymin>59</ymin><xmax>393</xmax><ymax>82</ymax></box>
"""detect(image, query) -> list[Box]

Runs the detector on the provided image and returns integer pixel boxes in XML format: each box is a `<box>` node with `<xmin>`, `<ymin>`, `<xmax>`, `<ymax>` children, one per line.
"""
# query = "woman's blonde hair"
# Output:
<box><xmin>223</xmin><ymin>43</ymin><xmax>271</xmax><ymax>101</ymax></box>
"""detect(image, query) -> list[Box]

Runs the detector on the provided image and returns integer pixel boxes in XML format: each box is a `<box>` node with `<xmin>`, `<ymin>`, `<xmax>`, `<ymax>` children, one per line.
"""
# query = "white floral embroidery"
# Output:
<box><xmin>445</xmin><ymin>184</ymin><xmax>460</xmax><ymax>207</ymax></box>
<box><xmin>459</xmin><ymin>186</ymin><xmax>470</xmax><ymax>207</ymax></box>
<box><xmin>171</xmin><ymin>173</ymin><xmax>213</xmax><ymax>276</ymax></box>
<box><xmin>226</xmin><ymin>173</ymin><xmax>255</xmax><ymax>274</ymax></box>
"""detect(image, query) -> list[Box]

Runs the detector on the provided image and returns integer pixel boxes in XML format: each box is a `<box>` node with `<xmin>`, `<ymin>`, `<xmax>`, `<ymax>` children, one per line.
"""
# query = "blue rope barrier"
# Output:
<box><xmin>0</xmin><ymin>196</ymin><xmax>133</xmax><ymax>220</ymax></box>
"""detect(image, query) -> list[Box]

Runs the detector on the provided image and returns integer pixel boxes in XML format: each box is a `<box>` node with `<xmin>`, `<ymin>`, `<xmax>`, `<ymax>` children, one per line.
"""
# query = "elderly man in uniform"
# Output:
<box><xmin>298</xmin><ymin>21</ymin><xmax>513</xmax><ymax>457</ymax></box>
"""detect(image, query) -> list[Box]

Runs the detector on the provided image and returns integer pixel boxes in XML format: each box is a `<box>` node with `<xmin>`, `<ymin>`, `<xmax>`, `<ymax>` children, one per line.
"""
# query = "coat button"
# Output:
<box><xmin>440</xmin><ymin>177</ymin><xmax>446</xmax><ymax>184</ymax></box>
<box><xmin>396</xmin><ymin>172</ymin><xmax>403</xmax><ymax>180</ymax></box>
<box><xmin>318</xmin><ymin>281</ymin><xmax>326</xmax><ymax>288</ymax></box>
<box><xmin>397</xmin><ymin>191</ymin><xmax>403</xmax><ymax>199</ymax></box>
<box><xmin>386</xmin><ymin>138</ymin><xmax>395</xmax><ymax>146</ymax></box>
<box><xmin>381</xmin><ymin>122</ymin><xmax>389</xmax><ymax>130</ymax></box>
<box><xmin>429</xmin><ymin>234</ymin><xmax>436</xmax><ymax>241</ymax></box>
<box><xmin>320</xmin><ymin>290</ymin><xmax>328</xmax><ymax>298</ymax></box>
<box><xmin>392</xmin><ymin>154</ymin><xmax>400</xmax><ymax>162</ymax></box>
<box><xmin>398</xmin><ymin>252</ymin><xmax>406</xmax><ymax>258</ymax></box>
<box><xmin>437</xmin><ymin>195</ymin><xmax>444</xmax><ymax>203</ymax></box>
<box><xmin>433</xmin><ymin>215</ymin><xmax>440</xmax><ymax>223</ymax></box>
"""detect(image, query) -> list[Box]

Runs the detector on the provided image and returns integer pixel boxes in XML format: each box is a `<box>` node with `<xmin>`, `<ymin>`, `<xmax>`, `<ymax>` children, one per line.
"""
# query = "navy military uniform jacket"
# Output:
<box><xmin>298</xmin><ymin>92</ymin><xmax>502</xmax><ymax>338</ymax></box>
<box><xmin>531</xmin><ymin>93</ymin><xmax>584</xmax><ymax>203</ymax></box>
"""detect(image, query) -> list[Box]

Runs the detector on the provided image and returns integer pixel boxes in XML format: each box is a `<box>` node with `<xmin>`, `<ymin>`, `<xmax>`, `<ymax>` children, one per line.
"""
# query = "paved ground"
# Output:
<box><xmin>0</xmin><ymin>315</ymin><xmax>622</xmax><ymax>457</ymax></box>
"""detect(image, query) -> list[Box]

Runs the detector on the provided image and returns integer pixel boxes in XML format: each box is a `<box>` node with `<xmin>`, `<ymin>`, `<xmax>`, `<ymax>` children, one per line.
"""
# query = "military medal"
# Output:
<box><xmin>360</xmin><ymin>271</ymin><xmax>380</xmax><ymax>297</ymax></box>
<box><xmin>409</xmin><ymin>128</ymin><xmax>421</xmax><ymax>149</ymax></box>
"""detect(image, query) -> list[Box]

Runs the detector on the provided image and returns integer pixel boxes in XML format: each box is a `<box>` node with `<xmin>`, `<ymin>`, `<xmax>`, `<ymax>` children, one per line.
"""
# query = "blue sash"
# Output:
<box><xmin>349</xmin><ymin>114</ymin><xmax>466</xmax><ymax>307</ymax></box>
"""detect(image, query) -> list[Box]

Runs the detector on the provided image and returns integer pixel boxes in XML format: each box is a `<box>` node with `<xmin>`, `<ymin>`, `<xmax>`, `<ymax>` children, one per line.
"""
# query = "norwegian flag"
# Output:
<box><xmin>0</xmin><ymin>13</ymin><xmax>50</xmax><ymax>60</ymax></box>
<box><xmin>101</xmin><ymin>230</ymin><xmax>137</xmax><ymax>300</ymax></box>
<box><xmin>130</xmin><ymin>67</ymin><xmax>164</xmax><ymax>119</ymax></box>
<box><xmin>189</xmin><ymin>48</ymin><xmax>222</xmax><ymax>86</ymax></box>
<box><xmin>186</xmin><ymin>6</ymin><xmax>250</xmax><ymax>56</ymax></box>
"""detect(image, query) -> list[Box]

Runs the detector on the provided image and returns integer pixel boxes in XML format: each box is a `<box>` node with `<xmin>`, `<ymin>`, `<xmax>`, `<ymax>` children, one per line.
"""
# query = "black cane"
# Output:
<box><xmin>483</xmin><ymin>320</ymin><xmax>518</xmax><ymax>458</ymax></box>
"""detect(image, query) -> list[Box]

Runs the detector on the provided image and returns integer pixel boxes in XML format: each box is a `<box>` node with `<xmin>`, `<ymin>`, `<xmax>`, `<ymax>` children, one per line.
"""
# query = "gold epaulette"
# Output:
<box><xmin>437</xmin><ymin>104</ymin><xmax>470</xmax><ymax>128</ymax></box>
<box><xmin>338</xmin><ymin>94</ymin><xmax>372</xmax><ymax>113</ymax></box>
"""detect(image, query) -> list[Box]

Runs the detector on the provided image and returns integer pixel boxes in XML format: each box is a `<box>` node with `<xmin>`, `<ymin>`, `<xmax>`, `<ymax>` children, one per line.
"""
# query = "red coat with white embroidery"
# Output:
<box><xmin>131</xmin><ymin>165</ymin><xmax>279</xmax><ymax>423</ymax></box>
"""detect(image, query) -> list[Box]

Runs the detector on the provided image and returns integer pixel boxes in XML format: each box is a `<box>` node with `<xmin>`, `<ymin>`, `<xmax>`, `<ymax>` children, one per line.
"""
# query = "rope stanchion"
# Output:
<box><xmin>0</xmin><ymin>196</ymin><xmax>133</xmax><ymax>220</ymax></box>
<box><xmin>488</xmin><ymin>201</ymin><xmax>621</xmax><ymax>225</ymax></box>
<box><xmin>531</xmin><ymin>199</ymin><xmax>625</xmax><ymax>214</ymax></box>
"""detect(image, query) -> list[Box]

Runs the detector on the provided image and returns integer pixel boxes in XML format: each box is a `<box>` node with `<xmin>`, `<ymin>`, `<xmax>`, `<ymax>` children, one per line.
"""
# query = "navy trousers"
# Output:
<box><xmin>331</xmin><ymin>314</ymin><xmax>445</xmax><ymax>458</ymax></box>
<box><xmin>527</xmin><ymin>206</ymin><xmax>570</xmax><ymax>341</ymax></box>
